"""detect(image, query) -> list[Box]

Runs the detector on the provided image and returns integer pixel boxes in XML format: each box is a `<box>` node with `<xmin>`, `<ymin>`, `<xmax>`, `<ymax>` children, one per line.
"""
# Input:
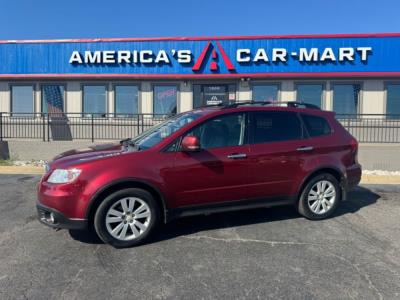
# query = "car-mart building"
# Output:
<box><xmin>0</xmin><ymin>33</ymin><xmax>400</xmax><ymax>117</ymax></box>
<box><xmin>0</xmin><ymin>33</ymin><xmax>400</xmax><ymax>170</ymax></box>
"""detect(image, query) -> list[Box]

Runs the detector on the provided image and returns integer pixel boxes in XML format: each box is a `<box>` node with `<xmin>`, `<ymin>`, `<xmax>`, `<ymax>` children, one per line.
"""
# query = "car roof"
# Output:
<box><xmin>192</xmin><ymin>101</ymin><xmax>333</xmax><ymax>117</ymax></box>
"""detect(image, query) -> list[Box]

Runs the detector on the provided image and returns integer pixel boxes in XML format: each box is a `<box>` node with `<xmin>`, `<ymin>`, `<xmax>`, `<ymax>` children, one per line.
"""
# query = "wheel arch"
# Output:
<box><xmin>86</xmin><ymin>178</ymin><xmax>167</xmax><ymax>227</ymax></box>
<box><xmin>297</xmin><ymin>166</ymin><xmax>346</xmax><ymax>201</ymax></box>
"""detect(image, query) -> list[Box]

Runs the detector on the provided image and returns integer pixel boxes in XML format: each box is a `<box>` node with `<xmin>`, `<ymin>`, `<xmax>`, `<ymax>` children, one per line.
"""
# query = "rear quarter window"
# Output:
<box><xmin>301</xmin><ymin>114</ymin><xmax>331</xmax><ymax>137</ymax></box>
<box><xmin>251</xmin><ymin>111</ymin><xmax>303</xmax><ymax>143</ymax></box>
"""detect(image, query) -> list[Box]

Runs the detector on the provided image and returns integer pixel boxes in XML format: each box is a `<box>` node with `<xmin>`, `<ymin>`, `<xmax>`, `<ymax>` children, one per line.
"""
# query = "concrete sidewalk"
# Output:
<box><xmin>0</xmin><ymin>165</ymin><xmax>400</xmax><ymax>184</ymax></box>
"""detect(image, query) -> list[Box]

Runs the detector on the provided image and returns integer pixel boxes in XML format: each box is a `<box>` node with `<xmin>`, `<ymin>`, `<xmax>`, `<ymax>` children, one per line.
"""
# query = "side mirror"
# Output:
<box><xmin>181</xmin><ymin>136</ymin><xmax>201</xmax><ymax>152</ymax></box>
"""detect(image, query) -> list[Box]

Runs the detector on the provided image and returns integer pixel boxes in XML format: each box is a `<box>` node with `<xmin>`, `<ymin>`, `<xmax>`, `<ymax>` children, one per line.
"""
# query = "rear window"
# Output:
<box><xmin>251</xmin><ymin>111</ymin><xmax>303</xmax><ymax>144</ymax></box>
<box><xmin>302</xmin><ymin>114</ymin><xmax>331</xmax><ymax>137</ymax></box>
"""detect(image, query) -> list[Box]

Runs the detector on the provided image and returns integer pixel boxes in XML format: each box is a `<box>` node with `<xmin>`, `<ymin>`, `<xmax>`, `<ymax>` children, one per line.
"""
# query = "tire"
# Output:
<box><xmin>298</xmin><ymin>173</ymin><xmax>340</xmax><ymax>220</ymax></box>
<box><xmin>94</xmin><ymin>188</ymin><xmax>160</xmax><ymax>248</ymax></box>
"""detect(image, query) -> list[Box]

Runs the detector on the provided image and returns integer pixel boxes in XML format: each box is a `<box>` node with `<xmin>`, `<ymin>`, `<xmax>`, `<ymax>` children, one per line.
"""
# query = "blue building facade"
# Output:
<box><xmin>0</xmin><ymin>33</ymin><xmax>400</xmax><ymax>117</ymax></box>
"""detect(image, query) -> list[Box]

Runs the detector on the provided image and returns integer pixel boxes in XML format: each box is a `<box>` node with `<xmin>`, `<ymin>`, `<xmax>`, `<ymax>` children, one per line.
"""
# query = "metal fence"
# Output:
<box><xmin>0</xmin><ymin>112</ymin><xmax>399</xmax><ymax>143</ymax></box>
<box><xmin>336</xmin><ymin>114</ymin><xmax>400</xmax><ymax>143</ymax></box>
<box><xmin>0</xmin><ymin>113</ymin><xmax>169</xmax><ymax>142</ymax></box>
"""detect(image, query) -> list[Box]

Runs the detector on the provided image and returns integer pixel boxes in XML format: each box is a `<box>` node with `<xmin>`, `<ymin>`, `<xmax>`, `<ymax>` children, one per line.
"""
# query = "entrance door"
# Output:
<box><xmin>193</xmin><ymin>84</ymin><xmax>236</xmax><ymax>108</ymax></box>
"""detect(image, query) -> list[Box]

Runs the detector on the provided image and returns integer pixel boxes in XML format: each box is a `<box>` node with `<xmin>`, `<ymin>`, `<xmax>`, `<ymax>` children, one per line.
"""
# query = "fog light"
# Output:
<box><xmin>48</xmin><ymin>212</ymin><xmax>55</xmax><ymax>224</ymax></box>
<box><xmin>43</xmin><ymin>212</ymin><xmax>55</xmax><ymax>224</ymax></box>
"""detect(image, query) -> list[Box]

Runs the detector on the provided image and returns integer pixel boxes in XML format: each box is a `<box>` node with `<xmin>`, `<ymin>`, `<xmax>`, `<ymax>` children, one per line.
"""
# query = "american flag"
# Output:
<box><xmin>43</xmin><ymin>85</ymin><xmax>72</xmax><ymax>141</ymax></box>
<box><xmin>43</xmin><ymin>85</ymin><xmax>64</xmax><ymax>116</ymax></box>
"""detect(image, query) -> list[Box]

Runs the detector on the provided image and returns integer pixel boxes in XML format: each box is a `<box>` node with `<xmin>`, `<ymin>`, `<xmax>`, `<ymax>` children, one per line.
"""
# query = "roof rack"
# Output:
<box><xmin>223</xmin><ymin>101</ymin><xmax>320</xmax><ymax>110</ymax></box>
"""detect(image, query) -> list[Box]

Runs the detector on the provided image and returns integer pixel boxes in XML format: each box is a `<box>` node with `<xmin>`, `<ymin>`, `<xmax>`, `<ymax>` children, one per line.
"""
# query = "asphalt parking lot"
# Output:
<box><xmin>0</xmin><ymin>174</ymin><xmax>399</xmax><ymax>299</ymax></box>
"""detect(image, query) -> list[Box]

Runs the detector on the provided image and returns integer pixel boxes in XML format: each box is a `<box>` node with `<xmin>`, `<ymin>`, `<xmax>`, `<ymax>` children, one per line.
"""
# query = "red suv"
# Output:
<box><xmin>37</xmin><ymin>102</ymin><xmax>361</xmax><ymax>248</ymax></box>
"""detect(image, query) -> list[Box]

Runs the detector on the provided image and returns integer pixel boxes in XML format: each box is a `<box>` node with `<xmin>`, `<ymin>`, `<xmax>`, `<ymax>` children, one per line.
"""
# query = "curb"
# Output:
<box><xmin>0</xmin><ymin>166</ymin><xmax>44</xmax><ymax>175</ymax></box>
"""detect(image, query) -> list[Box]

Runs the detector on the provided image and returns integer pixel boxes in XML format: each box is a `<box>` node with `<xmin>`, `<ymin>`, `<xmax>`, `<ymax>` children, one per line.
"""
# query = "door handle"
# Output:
<box><xmin>227</xmin><ymin>153</ymin><xmax>247</xmax><ymax>159</ymax></box>
<box><xmin>296</xmin><ymin>146</ymin><xmax>314</xmax><ymax>152</ymax></box>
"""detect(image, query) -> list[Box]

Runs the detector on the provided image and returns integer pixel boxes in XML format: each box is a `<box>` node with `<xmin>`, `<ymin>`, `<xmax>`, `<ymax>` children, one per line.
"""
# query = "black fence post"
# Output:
<box><xmin>91</xmin><ymin>114</ymin><xmax>94</xmax><ymax>143</ymax></box>
<box><xmin>141</xmin><ymin>114</ymin><xmax>144</xmax><ymax>134</ymax></box>
<box><xmin>42</xmin><ymin>113</ymin><xmax>46</xmax><ymax>142</ymax></box>
<box><xmin>0</xmin><ymin>112</ymin><xmax>3</xmax><ymax>141</ymax></box>
<box><xmin>47</xmin><ymin>113</ymin><xmax>50</xmax><ymax>142</ymax></box>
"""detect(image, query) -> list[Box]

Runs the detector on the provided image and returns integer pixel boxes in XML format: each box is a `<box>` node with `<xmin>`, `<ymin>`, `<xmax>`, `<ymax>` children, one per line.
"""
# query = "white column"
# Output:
<box><xmin>325</xmin><ymin>81</ymin><xmax>333</xmax><ymax>111</ymax></box>
<box><xmin>280</xmin><ymin>80</ymin><xmax>295</xmax><ymax>101</ymax></box>
<box><xmin>140</xmin><ymin>82</ymin><xmax>152</xmax><ymax>114</ymax></box>
<box><xmin>361</xmin><ymin>80</ymin><xmax>385</xmax><ymax>114</ymax></box>
<box><xmin>107</xmin><ymin>83</ymin><xmax>113</xmax><ymax>115</ymax></box>
<box><xmin>237</xmin><ymin>81</ymin><xmax>251</xmax><ymax>101</ymax></box>
<box><xmin>66</xmin><ymin>82</ymin><xmax>82</xmax><ymax>114</ymax></box>
<box><xmin>179</xmin><ymin>81</ymin><xmax>192</xmax><ymax>112</ymax></box>
<box><xmin>0</xmin><ymin>82</ymin><xmax>9</xmax><ymax>112</ymax></box>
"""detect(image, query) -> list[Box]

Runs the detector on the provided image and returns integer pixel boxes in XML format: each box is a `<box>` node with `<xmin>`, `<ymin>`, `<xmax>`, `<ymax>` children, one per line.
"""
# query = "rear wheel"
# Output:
<box><xmin>94</xmin><ymin>188</ymin><xmax>160</xmax><ymax>248</ymax></box>
<box><xmin>298</xmin><ymin>173</ymin><xmax>340</xmax><ymax>220</ymax></box>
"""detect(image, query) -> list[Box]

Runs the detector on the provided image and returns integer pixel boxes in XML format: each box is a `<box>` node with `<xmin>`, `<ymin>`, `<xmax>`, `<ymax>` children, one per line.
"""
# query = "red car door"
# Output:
<box><xmin>166</xmin><ymin>112</ymin><xmax>250</xmax><ymax>208</ymax></box>
<box><xmin>246</xmin><ymin>110</ymin><xmax>311</xmax><ymax>200</ymax></box>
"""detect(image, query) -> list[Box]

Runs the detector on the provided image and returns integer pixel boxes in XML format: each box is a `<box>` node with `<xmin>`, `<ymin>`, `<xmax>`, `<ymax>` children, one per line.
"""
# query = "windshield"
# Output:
<box><xmin>130</xmin><ymin>112</ymin><xmax>204</xmax><ymax>150</ymax></box>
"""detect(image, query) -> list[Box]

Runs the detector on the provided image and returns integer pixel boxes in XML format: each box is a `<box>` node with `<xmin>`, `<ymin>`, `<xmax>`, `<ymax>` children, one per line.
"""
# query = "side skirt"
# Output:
<box><xmin>166</xmin><ymin>196</ymin><xmax>297</xmax><ymax>222</ymax></box>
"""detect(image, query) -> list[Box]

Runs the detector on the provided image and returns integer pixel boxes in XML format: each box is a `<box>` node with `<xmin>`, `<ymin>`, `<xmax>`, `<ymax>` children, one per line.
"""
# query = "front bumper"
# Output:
<box><xmin>37</xmin><ymin>203</ymin><xmax>87</xmax><ymax>230</ymax></box>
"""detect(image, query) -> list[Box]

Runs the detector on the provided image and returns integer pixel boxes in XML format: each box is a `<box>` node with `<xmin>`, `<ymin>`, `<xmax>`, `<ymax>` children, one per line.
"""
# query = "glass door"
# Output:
<box><xmin>193</xmin><ymin>84</ymin><xmax>236</xmax><ymax>108</ymax></box>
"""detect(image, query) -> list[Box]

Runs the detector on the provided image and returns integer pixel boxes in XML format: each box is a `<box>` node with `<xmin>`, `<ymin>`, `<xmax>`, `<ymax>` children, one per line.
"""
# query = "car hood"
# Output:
<box><xmin>52</xmin><ymin>142</ymin><xmax>122</xmax><ymax>160</ymax></box>
<box><xmin>48</xmin><ymin>142</ymin><xmax>125</xmax><ymax>169</ymax></box>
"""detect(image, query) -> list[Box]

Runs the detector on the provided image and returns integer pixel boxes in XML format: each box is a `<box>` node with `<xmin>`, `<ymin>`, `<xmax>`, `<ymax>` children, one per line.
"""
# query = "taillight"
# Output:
<box><xmin>350</xmin><ymin>137</ymin><xmax>358</xmax><ymax>164</ymax></box>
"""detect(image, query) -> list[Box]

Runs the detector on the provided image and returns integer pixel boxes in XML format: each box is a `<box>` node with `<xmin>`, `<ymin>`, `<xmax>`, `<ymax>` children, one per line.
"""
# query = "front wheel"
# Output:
<box><xmin>94</xmin><ymin>188</ymin><xmax>160</xmax><ymax>248</ymax></box>
<box><xmin>298</xmin><ymin>173</ymin><xmax>340</xmax><ymax>220</ymax></box>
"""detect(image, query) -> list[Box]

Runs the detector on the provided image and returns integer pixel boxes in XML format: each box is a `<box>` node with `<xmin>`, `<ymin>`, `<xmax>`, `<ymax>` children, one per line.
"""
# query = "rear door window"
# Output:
<box><xmin>301</xmin><ymin>114</ymin><xmax>331</xmax><ymax>137</ymax></box>
<box><xmin>250</xmin><ymin>111</ymin><xmax>303</xmax><ymax>144</ymax></box>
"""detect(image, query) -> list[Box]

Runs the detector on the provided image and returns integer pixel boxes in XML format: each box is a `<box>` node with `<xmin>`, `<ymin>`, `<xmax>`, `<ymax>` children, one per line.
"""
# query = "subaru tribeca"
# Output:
<box><xmin>37</xmin><ymin>101</ymin><xmax>361</xmax><ymax>248</ymax></box>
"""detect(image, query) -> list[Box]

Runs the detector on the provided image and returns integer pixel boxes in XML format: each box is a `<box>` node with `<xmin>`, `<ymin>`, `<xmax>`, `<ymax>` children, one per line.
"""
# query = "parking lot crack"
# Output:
<box><xmin>59</xmin><ymin>268</ymin><xmax>84</xmax><ymax>299</ymax></box>
<box><xmin>183</xmin><ymin>235</ymin><xmax>318</xmax><ymax>247</ymax></box>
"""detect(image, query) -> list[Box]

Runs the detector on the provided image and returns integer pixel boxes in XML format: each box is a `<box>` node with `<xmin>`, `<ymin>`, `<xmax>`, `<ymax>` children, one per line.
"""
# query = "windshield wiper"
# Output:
<box><xmin>120</xmin><ymin>138</ymin><xmax>141</xmax><ymax>151</ymax></box>
<box><xmin>119</xmin><ymin>138</ymin><xmax>130</xmax><ymax>145</ymax></box>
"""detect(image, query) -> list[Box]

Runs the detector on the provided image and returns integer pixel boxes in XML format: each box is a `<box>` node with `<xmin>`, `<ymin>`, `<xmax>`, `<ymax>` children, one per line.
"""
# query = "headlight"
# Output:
<box><xmin>47</xmin><ymin>168</ymin><xmax>81</xmax><ymax>184</ymax></box>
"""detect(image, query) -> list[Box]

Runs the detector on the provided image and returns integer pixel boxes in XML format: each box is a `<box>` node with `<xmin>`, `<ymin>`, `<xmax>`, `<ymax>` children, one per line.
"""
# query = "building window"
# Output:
<box><xmin>153</xmin><ymin>85</ymin><xmax>177</xmax><ymax>115</ymax></box>
<box><xmin>83</xmin><ymin>85</ymin><xmax>107</xmax><ymax>117</ymax></box>
<box><xmin>114</xmin><ymin>85</ymin><xmax>139</xmax><ymax>117</ymax></box>
<box><xmin>41</xmin><ymin>85</ymin><xmax>65</xmax><ymax>114</ymax></box>
<box><xmin>11</xmin><ymin>85</ymin><xmax>34</xmax><ymax>115</ymax></box>
<box><xmin>296</xmin><ymin>84</ymin><xmax>323</xmax><ymax>108</ymax></box>
<box><xmin>332</xmin><ymin>84</ymin><xmax>361</xmax><ymax>115</ymax></box>
<box><xmin>386</xmin><ymin>84</ymin><xmax>400</xmax><ymax>118</ymax></box>
<box><xmin>252</xmin><ymin>84</ymin><xmax>279</xmax><ymax>102</ymax></box>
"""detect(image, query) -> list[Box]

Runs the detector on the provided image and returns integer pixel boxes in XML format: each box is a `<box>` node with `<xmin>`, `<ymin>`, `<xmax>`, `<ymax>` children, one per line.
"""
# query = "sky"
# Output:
<box><xmin>0</xmin><ymin>0</ymin><xmax>399</xmax><ymax>40</ymax></box>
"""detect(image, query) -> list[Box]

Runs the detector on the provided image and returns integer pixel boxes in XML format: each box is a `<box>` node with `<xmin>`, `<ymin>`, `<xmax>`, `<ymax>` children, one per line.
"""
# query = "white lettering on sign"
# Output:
<box><xmin>339</xmin><ymin>48</ymin><xmax>355</xmax><ymax>61</ymax></box>
<box><xmin>118</xmin><ymin>51</ymin><xmax>131</xmax><ymax>63</ymax></box>
<box><xmin>320</xmin><ymin>48</ymin><xmax>336</xmax><ymax>61</ymax></box>
<box><xmin>177</xmin><ymin>50</ymin><xmax>191</xmax><ymax>63</ymax></box>
<box><xmin>69</xmin><ymin>51</ymin><xmax>83</xmax><ymax>64</ymax></box>
<box><xmin>69</xmin><ymin>46</ymin><xmax>373</xmax><ymax>66</ymax></box>
<box><xmin>272</xmin><ymin>48</ymin><xmax>287</xmax><ymax>62</ymax></box>
<box><xmin>299</xmin><ymin>48</ymin><xmax>318</xmax><ymax>61</ymax></box>
<box><xmin>155</xmin><ymin>50</ymin><xmax>170</xmax><ymax>63</ymax></box>
<box><xmin>357</xmin><ymin>47</ymin><xmax>372</xmax><ymax>60</ymax></box>
<box><xmin>253</xmin><ymin>49</ymin><xmax>269</xmax><ymax>62</ymax></box>
<box><xmin>85</xmin><ymin>51</ymin><xmax>101</xmax><ymax>63</ymax></box>
<box><xmin>236</xmin><ymin>49</ymin><xmax>251</xmax><ymax>62</ymax></box>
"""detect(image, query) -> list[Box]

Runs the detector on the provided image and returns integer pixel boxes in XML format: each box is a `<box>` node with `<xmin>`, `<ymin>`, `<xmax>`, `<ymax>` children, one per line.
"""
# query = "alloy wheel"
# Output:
<box><xmin>105</xmin><ymin>197</ymin><xmax>151</xmax><ymax>241</ymax></box>
<box><xmin>307</xmin><ymin>180</ymin><xmax>336</xmax><ymax>215</ymax></box>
